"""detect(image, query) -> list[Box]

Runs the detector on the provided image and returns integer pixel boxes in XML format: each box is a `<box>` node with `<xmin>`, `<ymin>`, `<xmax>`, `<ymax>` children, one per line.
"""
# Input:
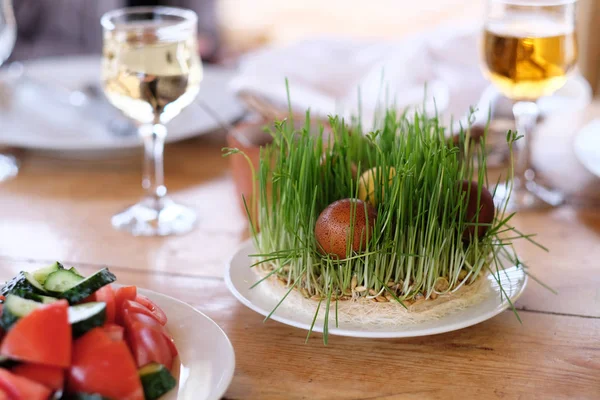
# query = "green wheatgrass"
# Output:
<box><xmin>224</xmin><ymin>99</ymin><xmax>547</xmax><ymax>343</ymax></box>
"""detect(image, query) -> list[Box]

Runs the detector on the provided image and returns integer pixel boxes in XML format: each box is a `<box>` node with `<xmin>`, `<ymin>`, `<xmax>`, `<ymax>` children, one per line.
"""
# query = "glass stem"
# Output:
<box><xmin>512</xmin><ymin>101</ymin><xmax>539</xmax><ymax>187</ymax></box>
<box><xmin>140</xmin><ymin>122</ymin><xmax>167</xmax><ymax>206</ymax></box>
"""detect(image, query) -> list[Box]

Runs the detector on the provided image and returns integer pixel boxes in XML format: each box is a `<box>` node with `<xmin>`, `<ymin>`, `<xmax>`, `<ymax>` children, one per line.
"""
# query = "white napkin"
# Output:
<box><xmin>230</xmin><ymin>24</ymin><xmax>487</xmax><ymax>128</ymax></box>
<box><xmin>230</xmin><ymin>23</ymin><xmax>592</xmax><ymax>131</ymax></box>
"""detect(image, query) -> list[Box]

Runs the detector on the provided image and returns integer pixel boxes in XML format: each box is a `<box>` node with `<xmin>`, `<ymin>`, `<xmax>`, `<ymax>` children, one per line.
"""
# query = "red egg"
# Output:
<box><xmin>460</xmin><ymin>180</ymin><xmax>495</xmax><ymax>239</ymax></box>
<box><xmin>315</xmin><ymin>199</ymin><xmax>377</xmax><ymax>258</ymax></box>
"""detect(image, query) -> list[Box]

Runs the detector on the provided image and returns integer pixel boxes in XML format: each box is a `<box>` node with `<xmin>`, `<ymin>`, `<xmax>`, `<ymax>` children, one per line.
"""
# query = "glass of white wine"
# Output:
<box><xmin>482</xmin><ymin>0</ymin><xmax>578</xmax><ymax>211</ymax></box>
<box><xmin>101</xmin><ymin>7</ymin><xmax>202</xmax><ymax>236</ymax></box>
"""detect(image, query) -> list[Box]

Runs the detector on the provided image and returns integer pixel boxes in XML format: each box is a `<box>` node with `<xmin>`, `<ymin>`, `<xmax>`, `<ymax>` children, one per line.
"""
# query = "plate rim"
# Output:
<box><xmin>0</xmin><ymin>55</ymin><xmax>245</xmax><ymax>151</ymax></box>
<box><xmin>225</xmin><ymin>239</ymin><xmax>528</xmax><ymax>339</ymax></box>
<box><xmin>134</xmin><ymin>286</ymin><xmax>236</xmax><ymax>400</ymax></box>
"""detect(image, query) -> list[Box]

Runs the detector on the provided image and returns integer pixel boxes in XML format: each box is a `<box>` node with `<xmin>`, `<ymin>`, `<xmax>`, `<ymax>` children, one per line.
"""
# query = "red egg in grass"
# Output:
<box><xmin>315</xmin><ymin>199</ymin><xmax>377</xmax><ymax>258</ymax></box>
<box><xmin>460</xmin><ymin>180</ymin><xmax>495</xmax><ymax>239</ymax></box>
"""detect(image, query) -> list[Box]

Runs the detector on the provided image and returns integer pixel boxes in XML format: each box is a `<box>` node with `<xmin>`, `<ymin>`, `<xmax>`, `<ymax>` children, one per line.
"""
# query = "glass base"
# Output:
<box><xmin>494</xmin><ymin>178</ymin><xmax>565</xmax><ymax>212</ymax></box>
<box><xmin>111</xmin><ymin>196</ymin><xmax>197</xmax><ymax>236</ymax></box>
<box><xmin>0</xmin><ymin>154</ymin><xmax>19</xmax><ymax>182</ymax></box>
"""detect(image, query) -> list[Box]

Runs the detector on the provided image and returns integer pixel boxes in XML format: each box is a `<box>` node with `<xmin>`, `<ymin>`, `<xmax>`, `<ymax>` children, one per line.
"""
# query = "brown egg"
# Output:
<box><xmin>460</xmin><ymin>180</ymin><xmax>495</xmax><ymax>239</ymax></box>
<box><xmin>315</xmin><ymin>199</ymin><xmax>377</xmax><ymax>258</ymax></box>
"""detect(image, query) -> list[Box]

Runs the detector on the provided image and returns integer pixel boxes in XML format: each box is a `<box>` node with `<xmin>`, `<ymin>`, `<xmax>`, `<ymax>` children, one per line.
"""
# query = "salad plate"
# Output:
<box><xmin>0</xmin><ymin>265</ymin><xmax>234</xmax><ymax>400</ymax></box>
<box><xmin>137</xmin><ymin>287</ymin><xmax>235</xmax><ymax>400</ymax></box>
<box><xmin>226</xmin><ymin>240</ymin><xmax>527</xmax><ymax>339</ymax></box>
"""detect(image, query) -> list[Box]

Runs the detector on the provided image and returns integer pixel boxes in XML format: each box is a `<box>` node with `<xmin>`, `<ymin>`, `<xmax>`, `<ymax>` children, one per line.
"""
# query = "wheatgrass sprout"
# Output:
<box><xmin>224</xmin><ymin>103</ymin><xmax>546</xmax><ymax>344</ymax></box>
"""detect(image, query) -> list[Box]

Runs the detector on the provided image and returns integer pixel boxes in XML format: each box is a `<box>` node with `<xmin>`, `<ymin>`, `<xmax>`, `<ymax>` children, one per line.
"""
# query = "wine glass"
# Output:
<box><xmin>0</xmin><ymin>0</ymin><xmax>18</xmax><ymax>182</ymax></box>
<box><xmin>101</xmin><ymin>7</ymin><xmax>203</xmax><ymax>236</ymax></box>
<box><xmin>481</xmin><ymin>0</ymin><xmax>578</xmax><ymax>211</ymax></box>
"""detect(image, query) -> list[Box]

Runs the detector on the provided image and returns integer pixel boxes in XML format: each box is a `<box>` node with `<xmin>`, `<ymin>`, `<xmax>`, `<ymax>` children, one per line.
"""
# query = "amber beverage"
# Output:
<box><xmin>483</xmin><ymin>17</ymin><xmax>577</xmax><ymax>100</ymax></box>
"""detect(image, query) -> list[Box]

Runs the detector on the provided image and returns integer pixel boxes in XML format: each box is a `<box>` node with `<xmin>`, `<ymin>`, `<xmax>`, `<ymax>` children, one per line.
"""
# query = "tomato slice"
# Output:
<box><xmin>163</xmin><ymin>333</ymin><xmax>179</xmax><ymax>358</ymax></box>
<box><xmin>74</xmin><ymin>325</ymin><xmax>113</xmax><ymax>354</ymax></box>
<box><xmin>12</xmin><ymin>363</ymin><xmax>64</xmax><ymax>391</ymax></box>
<box><xmin>93</xmin><ymin>285</ymin><xmax>116</xmax><ymax>324</ymax></box>
<box><xmin>123</xmin><ymin>299</ymin><xmax>165</xmax><ymax>326</ymax></box>
<box><xmin>0</xmin><ymin>300</ymin><xmax>71</xmax><ymax>367</ymax></box>
<box><xmin>103</xmin><ymin>323</ymin><xmax>125</xmax><ymax>342</ymax></box>
<box><xmin>115</xmin><ymin>286</ymin><xmax>137</xmax><ymax>326</ymax></box>
<box><xmin>68</xmin><ymin>328</ymin><xmax>144</xmax><ymax>400</ymax></box>
<box><xmin>0</xmin><ymin>369</ymin><xmax>52</xmax><ymax>400</ymax></box>
<box><xmin>124</xmin><ymin>309</ymin><xmax>175</xmax><ymax>344</ymax></box>
<box><xmin>123</xmin><ymin>308</ymin><xmax>177</xmax><ymax>359</ymax></box>
<box><xmin>126</xmin><ymin>321</ymin><xmax>174</xmax><ymax>369</ymax></box>
<box><xmin>135</xmin><ymin>295</ymin><xmax>167</xmax><ymax>325</ymax></box>
<box><xmin>124</xmin><ymin>308</ymin><xmax>163</xmax><ymax>332</ymax></box>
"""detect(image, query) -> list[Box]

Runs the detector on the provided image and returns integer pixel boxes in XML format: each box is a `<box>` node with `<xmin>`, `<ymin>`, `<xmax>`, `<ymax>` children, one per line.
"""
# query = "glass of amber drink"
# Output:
<box><xmin>482</xmin><ymin>0</ymin><xmax>578</xmax><ymax>211</ymax></box>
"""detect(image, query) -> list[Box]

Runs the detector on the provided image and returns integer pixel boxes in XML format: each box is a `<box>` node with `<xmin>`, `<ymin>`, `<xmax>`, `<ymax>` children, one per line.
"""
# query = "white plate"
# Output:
<box><xmin>225</xmin><ymin>240</ymin><xmax>528</xmax><ymax>338</ymax></box>
<box><xmin>138</xmin><ymin>287</ymin><xmax>235</xmax><ymax>400</ymax></box>
<box><xmin>0</xmin><ymin>55</ymin><xmax>245</xmax><ymax>152</ymax></box>
<box><xmin>574</xmin><ymin>119</ymin><xmax>600</xmax><ymax>178</ymax></box>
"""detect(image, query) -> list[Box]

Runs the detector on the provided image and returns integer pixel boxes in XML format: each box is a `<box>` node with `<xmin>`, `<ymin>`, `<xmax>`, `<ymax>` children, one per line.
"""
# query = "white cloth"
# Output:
<box><xmin>230</xmin><ymin>24</ymin><xmax>486</xmax><ymax>129</ymax></box>
<box><xmin>230</xmin><ymin>24</ymin><xmax>592</xmax><ymax>131</ymax></box>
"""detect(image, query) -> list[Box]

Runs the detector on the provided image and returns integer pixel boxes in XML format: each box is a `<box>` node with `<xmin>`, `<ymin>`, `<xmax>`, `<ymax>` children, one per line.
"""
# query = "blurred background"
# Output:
<box><xmin>6</xmin><ymin>0</ymin><xmax>599</xmax><ymax>94</ymax></box>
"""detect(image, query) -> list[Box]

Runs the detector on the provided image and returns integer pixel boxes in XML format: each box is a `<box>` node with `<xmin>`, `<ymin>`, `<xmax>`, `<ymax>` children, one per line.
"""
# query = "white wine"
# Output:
<box><xmin>482</xmin><ymin>15</ymin><xmax>577</xmax><ymax>100</ymax></box>
<box><xmin>101</xmin><ymin>7</ymin><xmax>203</xmax><ymax>236</ymax></box>
<box><xmin>102</xmin><ymin>32</ymin><xmax>202</xmax><ymax>124</ymax></box>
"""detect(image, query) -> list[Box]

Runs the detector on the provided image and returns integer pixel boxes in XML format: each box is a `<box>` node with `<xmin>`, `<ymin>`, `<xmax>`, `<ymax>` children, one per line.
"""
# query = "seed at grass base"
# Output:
<box><xmin>434</xmin><ymin>277</ymin><xmax>449</xmax><ymax>292</ymax></box>
<box><xmin>314</xmin><ymin>198</ymin><xmax>377</xmax><ymax>258</ymax></box>
<box><xmin>358</xmin><ymin>167</ymin><xmax>396</xmax><ymax>207</ymax></box>
<box><xmin>460</xmin><ymin>180</ymin><xmax>495</xmax><ymax>239</ymax></box>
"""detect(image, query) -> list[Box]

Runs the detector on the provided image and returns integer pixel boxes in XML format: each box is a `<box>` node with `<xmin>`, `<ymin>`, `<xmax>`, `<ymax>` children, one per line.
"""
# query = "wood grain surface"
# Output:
<box><xmin>0</xmin><ymin>102</ymin><xmax>599</xmax><ymax>399</ymax></box>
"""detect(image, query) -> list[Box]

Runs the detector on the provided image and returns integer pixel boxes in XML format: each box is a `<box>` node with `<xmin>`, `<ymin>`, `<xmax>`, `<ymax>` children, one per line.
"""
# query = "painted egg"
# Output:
<box><xmin>460</xmin><ymin>180</ymin><xmax>495</xmax><ymax>239</ymax></box>
<box><xmin>358</xmin><ymin>167</ymin><xmax>396</xmax><ymax>207</ymax></box>
<box><xmin>315</xmin><ymin>199</ymin><xmax>377</xmax><ymax>258</ymax></box>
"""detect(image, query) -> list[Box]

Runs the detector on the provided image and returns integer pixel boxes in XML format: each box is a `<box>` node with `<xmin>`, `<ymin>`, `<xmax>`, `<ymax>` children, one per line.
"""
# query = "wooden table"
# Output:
<box><xmin>0</xmin><ymin>104</ymin><xmax>599</xmax><ymax>399</ymax></box>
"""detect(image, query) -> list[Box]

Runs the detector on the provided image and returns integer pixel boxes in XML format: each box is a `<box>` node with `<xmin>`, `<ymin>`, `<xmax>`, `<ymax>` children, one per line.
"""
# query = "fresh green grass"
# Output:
<box><xmin>225</xmin><ymin>98</ymin><xmax>544</xmax><ymax>344</ymax></box>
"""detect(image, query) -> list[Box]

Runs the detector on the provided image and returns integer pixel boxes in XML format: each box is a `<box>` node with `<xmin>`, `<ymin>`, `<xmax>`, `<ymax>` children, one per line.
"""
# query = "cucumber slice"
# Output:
<box><xmin>7</xmin><ymin>289</ymin><xmax>45</xmax><ymax>303</ymax></box>
<box><xmin>1</xmin><ymin>272</ymin><xmax>48</xmax><ymax>297</ymax></box>
<box><xmin>139</xmin><ymin>363</ymin><xmax>177</xmax><ymax>400</ymax></box>
<box><xmin>64</xmin><ymin>394</ymin><xmax>112</xmax><ymax>400</ymax></box>
<box><xmin>67</xmin><ymin>267</ymin><xmax>84</xmax><ymax>278</ymax></box>
<box><xmin>69</xmin><ymin>302</ymin><xmax>106</xmax><ymax>338</ymax></box>
<box><xmin>4</xmin><ymin>289</ymin><xmax>58</xmax><ymax>304</ymax></box>
<box><xmin>23</xmin><ymin>272</ymin><xmax>48</xmax><ymax>293</ymax></box>
<box><xmin>55</xmin><ymin>268</ymin><xmax>116</xmax><ymax>304</ymax></box>
<box><xmin>44</xmin><ymin>269</ymin><xmax>84</xmax><ymax>294</ymax></box>
<box><xmin>0</xmin><ymin>294</ymin><xmax>42</xmax><ymax>330</ymax></box>
<box><xmin>39</xmin><ymin>295</ymin><xmax>59</xmax><ymax>304</ymax></box>
<box><xmin>32</xmin><ymin>262</ymin><xmax>64</xmax><ymax>285</ymax></box>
